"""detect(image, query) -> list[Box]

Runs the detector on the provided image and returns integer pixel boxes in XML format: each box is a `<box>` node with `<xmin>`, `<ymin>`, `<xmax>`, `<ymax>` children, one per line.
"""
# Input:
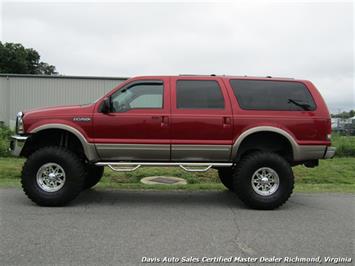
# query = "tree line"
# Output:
<box><xmin>331</xmin><ymin>110</ymin><xmax>355</xmax><ymax>119</ymax></box>
<box><xmin>0</xmin><ymin>42</ymin><xmax>57</xmax><ymax>75</ymax></box>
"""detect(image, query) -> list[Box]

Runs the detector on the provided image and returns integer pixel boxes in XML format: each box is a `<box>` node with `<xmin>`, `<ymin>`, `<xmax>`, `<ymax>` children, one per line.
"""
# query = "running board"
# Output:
<box><xmin>95</xmin><ymin>162</ymin><xmax>233</xmax><ymax>172</ymax></box>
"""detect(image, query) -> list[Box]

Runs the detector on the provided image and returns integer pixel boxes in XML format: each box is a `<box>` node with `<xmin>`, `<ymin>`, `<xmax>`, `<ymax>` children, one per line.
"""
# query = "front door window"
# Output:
<box><xmin>111</xmin><ymin>83</ymin><xmax>163</xmax><ymax>112</ymax></box>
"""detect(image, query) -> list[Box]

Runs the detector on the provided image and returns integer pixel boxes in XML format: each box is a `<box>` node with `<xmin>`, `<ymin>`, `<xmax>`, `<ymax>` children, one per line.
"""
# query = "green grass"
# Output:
<box><xmin>331</xmin><ymin>134</ymin><xmax>355</xmax><ymax>157</ymax></box>
<box><xmin>293</xmin><ymin>157</ymin><xmax>355</xmax><ymax>192</ymax></box>
<box><xmin>1</xmin><ymin>157</ymin><xmax>354</xmax><ymax>192</ymax></box>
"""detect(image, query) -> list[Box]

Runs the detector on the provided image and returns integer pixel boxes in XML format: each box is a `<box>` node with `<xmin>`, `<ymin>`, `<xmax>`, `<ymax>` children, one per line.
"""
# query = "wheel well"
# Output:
<box><xmin>21</xmin><ymin>129</ymin><xmax>86</xmax><ymax>160</ymax></box>
<box><xmin>235</xmin><ymin>131</ymin><xmax>293</xmax><ymax>162</ymax></box>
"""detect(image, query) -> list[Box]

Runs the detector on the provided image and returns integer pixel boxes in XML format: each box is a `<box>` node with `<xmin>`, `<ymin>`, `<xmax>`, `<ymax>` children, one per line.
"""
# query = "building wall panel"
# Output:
<box><xmin>0</xmin><ymin>77</ymin><xmax>9</xmax><ymax>124</ymax></box>
<box><xmin>0</xmin><ymin>75</ymin><xmax>126</xmax><ymax>127</ymax></box>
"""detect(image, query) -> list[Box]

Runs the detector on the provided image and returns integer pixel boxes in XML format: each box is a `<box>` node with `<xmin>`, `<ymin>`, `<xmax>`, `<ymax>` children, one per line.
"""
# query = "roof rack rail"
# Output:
<box><xmin>265</xmin><ymin>76</ymin><xmax>295</xmax><ymax>80</ymax></box>
<box><xmin>179</xmin><ymin>74</ymin><xmax>209</xmax><ymax>76</ymax></box>
<box><xmin>178</xmin><ymin>74</ymin><xmax>218</xmax><ymax>76</ymax></box>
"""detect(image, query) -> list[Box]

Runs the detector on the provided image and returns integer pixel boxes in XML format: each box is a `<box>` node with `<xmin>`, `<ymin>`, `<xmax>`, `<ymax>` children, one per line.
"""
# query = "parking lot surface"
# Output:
<box><xmin>0</xmin><ymin>188</ymin><xmax>354</xmax><ymax>265</ymax></box>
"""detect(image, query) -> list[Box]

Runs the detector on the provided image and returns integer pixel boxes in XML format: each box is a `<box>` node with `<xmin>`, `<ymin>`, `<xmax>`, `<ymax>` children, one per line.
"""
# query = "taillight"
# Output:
<box><xmin>326</xmin><ymin>118</ymin><xmax>331</xmax><ymax>141</ymax></box>
<box><xmin>326</xmin><ymin>134</ymin><xmax>331</xmax><ymax>141</ymax></box>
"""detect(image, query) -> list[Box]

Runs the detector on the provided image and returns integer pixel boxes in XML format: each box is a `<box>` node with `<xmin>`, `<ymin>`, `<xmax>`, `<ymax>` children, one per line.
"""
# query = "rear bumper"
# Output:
<box><xmin>324</xmin><ymin>146</ymin><xmax>336</xmax><ymax>159</ymax></box>
<box><xmin>9</xmin><ymin>135</ymin><xmax>28</xmax><ymax>157</ymax></box>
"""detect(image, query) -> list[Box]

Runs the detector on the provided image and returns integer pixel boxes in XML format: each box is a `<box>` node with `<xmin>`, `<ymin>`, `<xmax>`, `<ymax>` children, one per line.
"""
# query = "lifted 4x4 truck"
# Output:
<box><xmin>10</xmin><ymin>75</ymin><xmax>335</xmax><ymax>209</ymax></box>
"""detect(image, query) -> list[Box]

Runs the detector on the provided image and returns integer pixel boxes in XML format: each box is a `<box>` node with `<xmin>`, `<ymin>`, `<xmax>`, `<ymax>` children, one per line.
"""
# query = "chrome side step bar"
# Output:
<box><xmin>95</xmin><ymin>162</ymin><xmax>233</xmax><ymax>172</ymax></box>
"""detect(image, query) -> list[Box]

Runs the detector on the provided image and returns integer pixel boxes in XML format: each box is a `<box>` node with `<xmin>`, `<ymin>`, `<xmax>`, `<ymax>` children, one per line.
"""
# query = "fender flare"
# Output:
<box><xmin>231</xmin><ymin>126</ymin><xmax>298</xmax><ymax>160</ymax></box>
<box><xmin>30</xmin><ymin>124</ymin><xmax>98</xmax><ymax>161</ymax></box>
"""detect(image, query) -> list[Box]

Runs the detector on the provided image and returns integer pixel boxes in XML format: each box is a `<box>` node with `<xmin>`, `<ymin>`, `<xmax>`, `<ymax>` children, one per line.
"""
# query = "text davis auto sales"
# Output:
<box><xmin>141</xmin><ymin>256</ymin><xmax>352</xmax><ymax>264</ymax></box>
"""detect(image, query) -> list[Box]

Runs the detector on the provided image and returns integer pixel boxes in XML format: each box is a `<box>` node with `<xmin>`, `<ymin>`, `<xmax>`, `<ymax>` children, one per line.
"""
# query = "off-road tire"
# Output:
<box><xmin>83</xmin><ymin>165</ymin><xmax>104</xmax><ymax>190</ymax></box>
<box><xmin>218</xmin><ymin>168</ymin><xmax>234</xmax><ymax>191</ymax></box>
<box><xmin>233</xmin><ymin>151</ymin><xmax>294</xmax><ymax>210</ymax></box>
<box><xmin>21</xmin><ymin>146</ymin><xmax>86</xmax><ymax>206</ymax></box>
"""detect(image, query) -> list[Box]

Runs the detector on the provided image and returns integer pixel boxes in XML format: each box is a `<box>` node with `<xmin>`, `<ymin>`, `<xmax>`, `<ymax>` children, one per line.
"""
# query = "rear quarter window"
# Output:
<box><xmin>229</xmin><ymin>80</ymin><xmax>316</xmax><ymax>111</ymax></box>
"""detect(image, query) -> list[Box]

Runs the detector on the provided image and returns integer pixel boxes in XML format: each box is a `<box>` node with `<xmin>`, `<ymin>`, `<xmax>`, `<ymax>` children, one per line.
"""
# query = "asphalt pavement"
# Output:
<box><xmin>0</xmin><ymin>188</ymin><xmax>354</xmax><ymax>265</ymax></box>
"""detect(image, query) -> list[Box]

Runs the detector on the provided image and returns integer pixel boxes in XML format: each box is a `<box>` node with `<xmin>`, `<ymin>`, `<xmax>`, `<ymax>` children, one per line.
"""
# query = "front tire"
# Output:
<box><xmin>83</xmin><ymin>165</ymin><xmax>104</xmax><ymax>190</ymax></box>
<box><xmin>233</xmin><ymin>152</ymin><xmax>294</xmax><ymax>210</ymax></box>
<box><xmin>21</xmin><ymin>146</ymin><xmax>86</xmax><ymax>206</ymax></box>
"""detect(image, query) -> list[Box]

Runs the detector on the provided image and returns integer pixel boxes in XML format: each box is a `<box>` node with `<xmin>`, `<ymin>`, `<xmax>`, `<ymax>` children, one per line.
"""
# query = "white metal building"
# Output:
<box><xmin>0</xmin><ymin>74</ymin><xmax>127</xmax><ymax>128</ymax></box>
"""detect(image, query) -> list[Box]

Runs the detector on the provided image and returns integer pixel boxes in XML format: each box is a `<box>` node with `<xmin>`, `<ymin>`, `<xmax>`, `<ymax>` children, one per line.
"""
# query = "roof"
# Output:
<box><xmin>0</xmin><ymin>73</ymin><xmax>128</xmax><ymax>81</ymax></box>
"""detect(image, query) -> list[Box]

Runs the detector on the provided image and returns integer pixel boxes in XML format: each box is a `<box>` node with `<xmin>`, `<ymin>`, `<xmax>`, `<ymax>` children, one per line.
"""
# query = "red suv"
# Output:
<box><xmin>10</xmin><ymin>75</ymin><xmax>335</xmax><ymax>209</ymax></box>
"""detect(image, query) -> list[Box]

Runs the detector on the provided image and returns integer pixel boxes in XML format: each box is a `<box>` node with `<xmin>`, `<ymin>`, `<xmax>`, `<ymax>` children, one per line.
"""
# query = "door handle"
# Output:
<box><xmin>152</xmin><ymin>116</ymin><xmax>169</xmax><ymax>127</ymax></box>
<box><xmin>223</xmin><ymin>117</ymin><xmax>231</xmax><ymax>128</ymax></box>
<box><xmin>161</xmin><ymin>116</ymin><xmax>169</xmax><ymax>127</ymax></box>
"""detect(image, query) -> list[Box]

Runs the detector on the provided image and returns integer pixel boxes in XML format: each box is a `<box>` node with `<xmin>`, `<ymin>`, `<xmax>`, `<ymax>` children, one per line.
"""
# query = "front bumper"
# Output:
<box><xmin>324</xmin><ymin>146</ymin><xmax>336</xmax><ymax>159</ymax></box>
<box><xmin>9</xmin><ymin>135</ymin><xmax>28</xmax><ymax>157</ymax></box>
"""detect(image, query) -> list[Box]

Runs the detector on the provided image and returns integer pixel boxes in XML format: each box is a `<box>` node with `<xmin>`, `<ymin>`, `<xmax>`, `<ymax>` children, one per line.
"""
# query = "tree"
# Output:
<box><xmin>331</xmin><ymin>110</ymin><xmax>355</xmax><ymax>119</ymax></box>
<box><xmin>0</xmin><ymin>42</ymin><xmax>58</xmax><ymax>75</ymax></box>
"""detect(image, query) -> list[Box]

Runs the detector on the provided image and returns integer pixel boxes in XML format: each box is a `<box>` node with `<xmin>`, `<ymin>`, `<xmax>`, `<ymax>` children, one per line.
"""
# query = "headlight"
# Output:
<box><xmin>16</xmin><ymin>112</ymin><xmax>24</xmax><ymax>135</ymax></box>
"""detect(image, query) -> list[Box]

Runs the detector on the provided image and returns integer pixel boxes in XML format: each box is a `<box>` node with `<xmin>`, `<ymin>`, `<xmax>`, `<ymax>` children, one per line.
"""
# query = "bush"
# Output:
<box><xmin>0</xmin><ymin>126</ymin><xmax>12</xmax><ymax>157</ymax></box>
<box><xmin>332</xmin><ymin>134</ymin><xmax>355</xmax><ymax>157</ymax></box>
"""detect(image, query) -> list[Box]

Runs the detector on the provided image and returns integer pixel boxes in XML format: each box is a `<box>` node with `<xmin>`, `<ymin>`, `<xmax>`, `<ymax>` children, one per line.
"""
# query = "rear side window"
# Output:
<box><xmin>176</xmin><ymin>80</ymin><xmax>225</xmax><ymax>109</ymax></box>
<box><xmin>230</xmin><ymin>80</ymin><xmax>316</xmax><ymax>111</ymax></box>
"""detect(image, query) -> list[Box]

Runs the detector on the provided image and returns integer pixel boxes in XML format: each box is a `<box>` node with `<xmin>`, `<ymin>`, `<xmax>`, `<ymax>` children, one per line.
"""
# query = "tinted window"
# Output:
<box><xmin>111</xmin><ymin>83</ymin><xmax>163</xmax><ymax>112</ymax></box>
<box><xmin>176</xmin><ymin>80</ymin><xmax>224</xmax><ymax>109</ymax></box>
<box><xmin>230</xmin><ymin>80</ymin><xmax>316</xmax><ymax>111</ymax></box>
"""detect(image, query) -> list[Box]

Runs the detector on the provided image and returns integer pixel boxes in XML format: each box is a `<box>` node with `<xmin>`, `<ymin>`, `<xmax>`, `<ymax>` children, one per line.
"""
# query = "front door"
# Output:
<box><xmin>170</xmin><ymin>77</ymin><xmax>233</xmax><ymax>162</ymax></box>
<box><xmin>93</xmin><ymin>78</ymin><xmax>170</xmax><ymax>161</ymax></box>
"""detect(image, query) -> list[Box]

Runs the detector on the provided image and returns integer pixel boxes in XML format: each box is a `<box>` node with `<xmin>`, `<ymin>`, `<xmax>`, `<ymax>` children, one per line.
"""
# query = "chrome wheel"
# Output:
<box><xmin>36</xmin><ymin>163</ymin><xmax>66</xmax><ymax>192</ymax></box>
<box><xmin>251</xmin><ymin>167</ymin><xmax>279</xmax><ymax>196</ymax></box>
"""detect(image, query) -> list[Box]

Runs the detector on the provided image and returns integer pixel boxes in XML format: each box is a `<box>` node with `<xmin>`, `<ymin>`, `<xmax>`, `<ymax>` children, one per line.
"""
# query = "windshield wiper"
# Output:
<box><xmin>288</xmin><ymin>99</ymin><xmax>311</xmax><ymax>111</ymax></box>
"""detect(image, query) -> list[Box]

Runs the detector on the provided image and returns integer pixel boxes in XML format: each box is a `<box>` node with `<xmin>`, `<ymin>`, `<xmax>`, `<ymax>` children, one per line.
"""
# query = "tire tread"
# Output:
<box><xmin>233</xmin><ymin>151</ymin><xmax>294</xmax><ymax>210</ymax></box>
<box><xmin>21</xmin><ymin>146</ymin><xmax>86</xmax><ymax>206</ymax></box>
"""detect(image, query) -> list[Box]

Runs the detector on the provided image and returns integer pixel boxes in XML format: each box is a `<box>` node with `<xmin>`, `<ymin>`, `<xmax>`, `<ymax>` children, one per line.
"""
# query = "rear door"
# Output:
<box><xmin>170</xmin><ymin>77</ymin><xmax>233</xmax><ymax>162</ymax></box>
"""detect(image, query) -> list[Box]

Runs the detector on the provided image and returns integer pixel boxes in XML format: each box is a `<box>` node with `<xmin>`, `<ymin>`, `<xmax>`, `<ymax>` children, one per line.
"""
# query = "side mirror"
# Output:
<box><xmin>101</xmin><ymin>97</ymin><xmax>111</xmax><ymax>113</ymax></box>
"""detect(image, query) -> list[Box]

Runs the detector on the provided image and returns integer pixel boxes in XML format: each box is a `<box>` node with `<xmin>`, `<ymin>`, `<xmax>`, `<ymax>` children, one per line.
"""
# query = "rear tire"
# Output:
<box><xmin>233</xmin><ymin>151</ymin><xmax>294</xmax><ymax>210</ymax></box>
<box><xmin>83</xmin><ymin>165</ymin><xmax>104</xmax><ymax>190</ymax></box>
<box><xmin>218</xmin><ymin>168</ymin><xmax>234</xmax><ymax>191</ymax></box>
<box><xmin>21</xmin><ymin>146</ymin><xmax>86</xmax><ymax>206</ymax></box>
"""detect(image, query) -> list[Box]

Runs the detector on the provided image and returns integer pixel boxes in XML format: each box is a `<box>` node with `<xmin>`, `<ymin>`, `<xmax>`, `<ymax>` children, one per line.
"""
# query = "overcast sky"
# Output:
<box><xmin>1</xmin><ymin>0</ymin><xmax>354</xmax><ymax>112</ymax></box>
